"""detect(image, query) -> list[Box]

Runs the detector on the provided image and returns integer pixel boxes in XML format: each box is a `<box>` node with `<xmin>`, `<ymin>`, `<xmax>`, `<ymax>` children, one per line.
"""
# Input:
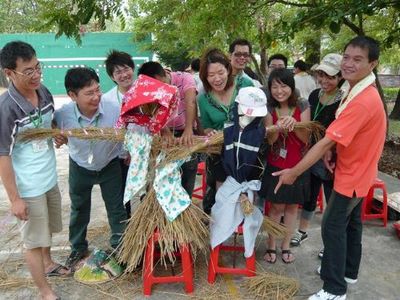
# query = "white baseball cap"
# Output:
<box><xmin>235</xmin><ymin>87</ymin><xmax>268</xmax><ymax>117</ymax></box>
<box><xmin>316</xmin><ymin>53</ymin><xmax>342</xmax><ymax>76</ymax></box>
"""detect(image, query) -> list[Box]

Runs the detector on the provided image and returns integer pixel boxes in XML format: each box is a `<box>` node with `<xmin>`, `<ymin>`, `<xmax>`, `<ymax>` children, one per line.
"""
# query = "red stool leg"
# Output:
<box><xmin>245</xmin><ymin>252</ymin><xmax>256</xmax><ymax>277</ymax></box>
<box><xmin>317</xmin><ymin>187</ymin><xmax>324</xmax><ymax>212</ymax></box>
<box><xmin>381</xmin><ymin>184</ymin><xmax>388</xmax><ymax>227</ymax></box>
<box><xmin>207</xmin><ymin>245</ymin><xmax>220</xmax><ymax>284</ymax></box>
<box><xmin>143</xmin><ymin>234</ymin><xmax>155</xmax><ymax>296</ymax></box>
<box><xmin>180</xmin><ymin>244</ymin><xmax>194</xmax><ymax>293</ymax></box>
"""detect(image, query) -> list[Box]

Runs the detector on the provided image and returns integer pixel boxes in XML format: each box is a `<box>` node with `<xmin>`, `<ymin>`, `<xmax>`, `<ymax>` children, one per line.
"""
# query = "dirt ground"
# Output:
<box><xmin>379</xmin><ymin>135</ymin><xmax>400</xmax><ymax>179</ymax></box>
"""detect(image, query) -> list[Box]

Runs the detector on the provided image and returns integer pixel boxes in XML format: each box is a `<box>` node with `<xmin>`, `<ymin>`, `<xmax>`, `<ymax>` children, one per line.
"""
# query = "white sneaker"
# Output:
<box><xmin>308</xmin><ymin>289</ymin><xmax>346</xmax><ymax>300</ymax></box>
<box><xmin>344</xmin><ymin>276</ymin><xmax>358</xmax><ymax>284</ymax></box>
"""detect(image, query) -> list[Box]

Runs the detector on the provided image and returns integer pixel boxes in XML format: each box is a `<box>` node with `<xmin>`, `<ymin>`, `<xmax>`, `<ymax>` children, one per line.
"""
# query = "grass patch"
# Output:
<box><xmin>389</xmin><ymin>119</ymin><xmax>400</xmax><ymax>137</ymax></box>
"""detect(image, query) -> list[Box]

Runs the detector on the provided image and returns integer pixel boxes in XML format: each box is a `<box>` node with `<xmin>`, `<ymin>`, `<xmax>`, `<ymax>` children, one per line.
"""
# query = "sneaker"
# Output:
<box><xmin>308</xmin><ymin>289</ymin><xmax>346</xmax><ymax>300</ymax></box>
<box><xmin>318</xmin><ymin>248</ymin><xmax>324</xmax><ymax>259</ymax></box>
<box><xmin>290</xmin><ymin>230</ymin><xmax>308</xmax><ymax>246</ymax></box>
<box><xmin>65</xmin><ymin>249</ymin><xmax>89</xmax><ymax>270</ymax></box>
<box><xmin>344</xmin><ymin>276</ymin><xmax>358</xmax><ymax>284</ymax></box>
<box><xmin>317</xmin><ymin>266</ymin><xmax>358</xmax><ymax>284</ymax></box>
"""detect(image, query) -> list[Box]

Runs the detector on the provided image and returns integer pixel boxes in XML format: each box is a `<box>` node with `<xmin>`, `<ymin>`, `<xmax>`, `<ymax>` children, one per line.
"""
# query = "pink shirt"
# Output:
<box><xmin>166</xmin><ymin>71</ymin><xmax>196</xmax><ymax>130</ymax></box>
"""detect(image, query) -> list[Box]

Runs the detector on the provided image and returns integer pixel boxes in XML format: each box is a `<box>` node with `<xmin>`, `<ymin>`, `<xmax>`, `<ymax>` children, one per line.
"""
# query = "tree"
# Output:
<box><xmin>36</xmin><ymin>0</ymin><xmax>126</xmax><ymax>43</ymax></box>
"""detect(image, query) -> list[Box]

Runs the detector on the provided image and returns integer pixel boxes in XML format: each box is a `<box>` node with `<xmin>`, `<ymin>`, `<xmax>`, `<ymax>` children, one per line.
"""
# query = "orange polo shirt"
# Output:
<box><xmin>326</xmin><ymin>85</ymin><xmax>386</xmax><ymax>198</ymax></box>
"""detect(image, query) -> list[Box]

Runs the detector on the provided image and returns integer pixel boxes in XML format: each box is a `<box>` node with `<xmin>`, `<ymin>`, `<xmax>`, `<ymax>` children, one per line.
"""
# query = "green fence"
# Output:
<box><xmin>0</xmin><ymin>33</ymin><xmax>152</xmax><ymax>95</ymax></box>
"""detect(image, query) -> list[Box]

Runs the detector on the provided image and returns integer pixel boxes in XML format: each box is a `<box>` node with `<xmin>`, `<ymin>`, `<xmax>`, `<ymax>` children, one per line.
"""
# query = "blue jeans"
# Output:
<box><xmin>321</xmin><ymin>190</ymin><xmax>363</xmax><ymax>295</ymax></box>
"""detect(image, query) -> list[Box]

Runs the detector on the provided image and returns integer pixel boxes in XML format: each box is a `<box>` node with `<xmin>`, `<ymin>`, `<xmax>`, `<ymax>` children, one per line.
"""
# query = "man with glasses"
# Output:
<box><xmin>103</xmin><ymin>50</ymin><xmax>135</xmax><ymax>217</ymax></box>
<box><xmin>267</xmin><ymin>53</ymin><xmax>288</xmax><ymax>73</ymax></box>
<box><xmin>0</xmin><ymin>41</ymin><xmax>69</xmax><ymax>300</ymax></box>
<box><xmin>54</xmin><ymin>67</ymin><xmax>127</xmax><ymax>271</ymax></box>
<box><xmin>228</xmin><ymin>39</ymin><xmax>255</xmax><ymax>88</ymax></box>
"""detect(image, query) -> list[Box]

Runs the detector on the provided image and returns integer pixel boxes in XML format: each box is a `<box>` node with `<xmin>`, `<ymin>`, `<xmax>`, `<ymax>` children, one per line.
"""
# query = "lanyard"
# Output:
<box><xmin>116</xmin><ymin>89</ymin><xmax>122</xmax><ymax>104</ymax></box>
<box><xmin>313</xmin><ymin>91</ymin><xmax>337</xmax><ymax>121</ymax></box>
<box><xmin>74</xmin><ymin>105</ymin><xmax>100</xmax><ymax>128</ymax></box>
<box><xmin>29</xmin><ymin>108</ymin><xmax>43</xmax><ymax>128</ymax></box>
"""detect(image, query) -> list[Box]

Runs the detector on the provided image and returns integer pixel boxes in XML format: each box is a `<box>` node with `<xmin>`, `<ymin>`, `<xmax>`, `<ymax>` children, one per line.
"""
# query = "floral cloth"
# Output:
<box><xmin>123</xmin><ymin>130</ymin><xmax>153</xmax><ymax>204</ymax></box>
<box><xmin>124</xmin><ymin>130</ymin><xmax>191</xmax><ymax>221</ymax></box>
<box><xmin>116</xmin><ymin>75</ymin><xmax>178</xmax><ymax>134</ymax></box>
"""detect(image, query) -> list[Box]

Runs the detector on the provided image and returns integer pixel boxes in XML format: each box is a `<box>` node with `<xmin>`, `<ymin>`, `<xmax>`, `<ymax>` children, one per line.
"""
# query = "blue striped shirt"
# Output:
<box><xmin>54</xmin><ymin>99</ymin><xmax>122</xmax><ymax>171</ymax></box>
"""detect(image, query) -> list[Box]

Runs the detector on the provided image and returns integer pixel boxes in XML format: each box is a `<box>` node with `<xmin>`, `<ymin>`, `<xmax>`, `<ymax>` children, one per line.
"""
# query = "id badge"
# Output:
<box><xmin>32</xmin><ymin>139</ymin><xmax>49</xmax><ymax>153</ymax></box>
<box><xmin>279</xmin><ymin>148</ymin><xmax>287</xmax><ymax>159</ymax></box>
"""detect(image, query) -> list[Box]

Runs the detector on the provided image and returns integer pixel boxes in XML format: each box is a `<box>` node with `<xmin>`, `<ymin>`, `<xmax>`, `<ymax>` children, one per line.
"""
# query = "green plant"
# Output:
<box><xmin>384</xmin><ymin>87</ymin><xmax>400</xmax><ymax>101</ymax></box>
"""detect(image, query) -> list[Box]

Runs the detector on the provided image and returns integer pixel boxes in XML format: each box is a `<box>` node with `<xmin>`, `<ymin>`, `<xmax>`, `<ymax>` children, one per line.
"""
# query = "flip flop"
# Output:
<box><xmin>264</xmin><ymin>249</ymin><xmax>277</xmax><ymax>264</ymax></box>
<box><xmin>46</xmin><ymin>263</ymin><xmax>71</xmax><ymax>277</ymax></box>
<box><xmin>281</xmin><ymin>249</ymin><xmax>295</xmax><ymax>264</ymax></box>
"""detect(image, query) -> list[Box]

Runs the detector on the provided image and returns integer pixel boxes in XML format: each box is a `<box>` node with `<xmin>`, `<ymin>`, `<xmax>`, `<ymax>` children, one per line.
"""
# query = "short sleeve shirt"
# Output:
<box><xmin>166</xmin><ymin>71</ymin><xmax>197</xmax><ymax>130</ymax></box>
<box><xmin>0</xmin><ymin>83</ymin><xmax>57</xmax><ymax>197</ymax></box>
<box><xmin>54</xmin><ymin>99</ymin><xmax>122</xmax><ymax>171</ymax></box>
<box><xmin>326</xmin><ymin>85</ymin><xmax>386</xmax><ymax>198</ymax></box>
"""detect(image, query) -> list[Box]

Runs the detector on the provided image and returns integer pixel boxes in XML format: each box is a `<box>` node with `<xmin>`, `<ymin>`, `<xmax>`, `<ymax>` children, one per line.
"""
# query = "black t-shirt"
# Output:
<box><xmin>309</xmin><ymin>88</ymin><xmax>340</xmax><ymax>128</ymax></box>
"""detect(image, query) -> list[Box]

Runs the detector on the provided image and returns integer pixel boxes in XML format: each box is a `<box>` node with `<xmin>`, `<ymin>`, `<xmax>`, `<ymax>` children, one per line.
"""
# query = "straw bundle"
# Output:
<box><xmin>268</xmin><ymin>121</ymin><xmax>325</xmax><ymax>142</ymax></box>
<box><xmin>117</xmin><ymin>188</ymin><xmax>209</xmax><ymax>272</ymax></box>
<box><xmin>262</xmin><ymin>217</ymin><xmax>287</xmax><ymax>238</ymax></box>
<box><xmin>243</xmin><ymin>271</ymin><xmax>300</xmax><ymax>299</ymax></box>
<box><xmin>240</xmin><ymin>193</ymin><xmax>254</xmax><ymax>216</ymax></box>
<box><xmin>18</xmin><ymin>127</ymin><xmax>126</xmax><ymax>143</ymax></box>
<box><xmin>0</xmin><ymin>269</ymin><xmax>33</xmax><ymax>289</ymax></box>
<box><xmin>152</xmin><ymin>131</ymin><xmax>224</xmax><ymax>165</ymax></box>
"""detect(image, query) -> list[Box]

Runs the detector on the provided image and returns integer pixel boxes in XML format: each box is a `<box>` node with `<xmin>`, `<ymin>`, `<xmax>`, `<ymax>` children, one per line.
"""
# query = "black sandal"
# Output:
<box><xmin>264</xmin><ymin>249</ymin><xmax>277</xmax><ymax>264</ymax></box>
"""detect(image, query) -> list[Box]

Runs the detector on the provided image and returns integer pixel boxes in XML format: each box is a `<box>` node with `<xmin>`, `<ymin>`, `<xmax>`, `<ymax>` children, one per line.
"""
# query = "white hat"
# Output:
<box><xmin>316</xmin><ymin>53</ymin><xmax>342</xmax><ymax>76</ymax></box>
<box><xmin>235</xmin><ymin>87</ymin><xmax>267</xmax><ymax>117</ymax></box>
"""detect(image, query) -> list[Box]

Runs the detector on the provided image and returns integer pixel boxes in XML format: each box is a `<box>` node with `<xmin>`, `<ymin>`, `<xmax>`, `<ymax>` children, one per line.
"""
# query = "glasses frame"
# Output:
<box><xmin>12</xmin><ymin>62</ymin><xmax>44</xmax><ymax>78</ymax></box>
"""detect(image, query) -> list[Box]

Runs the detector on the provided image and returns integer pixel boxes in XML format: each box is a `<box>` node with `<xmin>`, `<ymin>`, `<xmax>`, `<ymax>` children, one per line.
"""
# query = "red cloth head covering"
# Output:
<box><xmin>116</xmin><ymin>74</ymin><xmax>178</xmax><ymax>134</ymax></box>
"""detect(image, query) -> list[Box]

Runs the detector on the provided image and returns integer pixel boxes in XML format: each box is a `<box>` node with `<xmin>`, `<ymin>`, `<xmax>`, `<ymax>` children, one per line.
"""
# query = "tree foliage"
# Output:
<box><xmin>36</xmin><ymin>0</ymin><xmax>126</xmax><ymax>43</ymax></box>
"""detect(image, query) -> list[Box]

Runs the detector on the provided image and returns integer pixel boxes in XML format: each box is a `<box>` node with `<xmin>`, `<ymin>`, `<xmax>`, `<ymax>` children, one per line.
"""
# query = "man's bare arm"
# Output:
<box><xmin>0</xmin><ymin>156</ymin><xmax>28</xmax><ymax>220</ymax></box>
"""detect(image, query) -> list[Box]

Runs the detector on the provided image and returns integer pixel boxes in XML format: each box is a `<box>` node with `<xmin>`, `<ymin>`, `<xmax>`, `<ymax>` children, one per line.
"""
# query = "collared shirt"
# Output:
<box><xmin>0</xmin><ymin>83</ymin><xmax>57</xmax><ymax>197</ymax></box>
<box><xmin>54</xmin><ymin>99</ymin><xmax>122</xmax><ymax>171</ymax></box>
<box><xmin>326</xmin><ymin>85</ymin><xmax>386</xmax><ymax>198</ymax></box>
<box><xmin>102</xmin><ymin>86</ymin><xmax>129</xmax><ymax>158</ymax></box>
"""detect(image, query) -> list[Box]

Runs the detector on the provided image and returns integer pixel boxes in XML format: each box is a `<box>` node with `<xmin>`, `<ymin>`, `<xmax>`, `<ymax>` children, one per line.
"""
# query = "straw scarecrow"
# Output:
<box><xmin>18</xmin><ymin>76</ymin><xmax>325</xmax><ymax>275</ymax></box>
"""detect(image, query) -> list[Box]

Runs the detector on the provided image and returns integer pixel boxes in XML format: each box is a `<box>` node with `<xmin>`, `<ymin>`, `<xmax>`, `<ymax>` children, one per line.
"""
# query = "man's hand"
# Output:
<box><xmin>323</xmin><ymin>150</ymin><xmax>336</xmax><ymax>173</ymax></box>
<box><xmin>179</xmin><ymin>128</ymin><xmax>194</xmax><ymax>146</ymax></box>
<box><xmin>272</xmin><ymin>168</ymin><xmax>298</xmax><ymax>194</ymax></box>
<box><xmin>54</xmin><ymin>134</ymin><xmax>68</xmax><ymax>149</ymax></box>
<box><xmin>11</xmin><ymin>197</ymin><xmax>28</xmax><ymax>221</ymax></box>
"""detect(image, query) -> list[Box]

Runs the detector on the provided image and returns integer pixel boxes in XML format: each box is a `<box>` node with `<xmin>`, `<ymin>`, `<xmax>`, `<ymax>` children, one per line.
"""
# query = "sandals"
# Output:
<box><xmin>45</xmin><ymin>263</ymin><xmax>71</xmax><ymax>277</ymax></box>
<box><xmin>264</xmin><ymin>249</ymin><xmax>277</xmax><ymax>264</ymax></box>
<box><xmin>281</xmin><ymin>249</ymin><xmax>295</xmax><ymax>264</ymax></box>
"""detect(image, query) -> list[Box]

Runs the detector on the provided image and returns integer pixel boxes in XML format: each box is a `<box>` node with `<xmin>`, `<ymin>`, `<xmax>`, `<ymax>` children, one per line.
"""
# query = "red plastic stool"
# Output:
<box><xmin>317</xmin><ymin>187</ymin><xmax>324</xmax><ymax>213</ymax></box>
<box><xmin>192</xmin><ymin>162</ymin><xmax>206</xmax><ymax>200</ymax></box>
<box><xmin>207</xmin><ymin>224</ymin><xmax>256</xmax><ymax>284</ymax></box>
<box><xmin>361</xmin><ymin>178</ymin><xmax>388</xmax><ymax>227</ymax></box>
<box><xmin>143</xmin><ymin>230</ymin><xmax>194</xmax><ymax>296</ymax></box>
<box><xmin>393</xmin><ymin>222</ymin><xmax>400</xmax><ymax>239</ymax></box>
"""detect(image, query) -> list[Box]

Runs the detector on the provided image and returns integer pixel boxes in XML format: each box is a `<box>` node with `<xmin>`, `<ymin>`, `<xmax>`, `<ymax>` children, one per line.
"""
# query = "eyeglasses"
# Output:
<box><xmin>113</xmin><ymin>66</ymin><xmax>132</xmax><ymax>77</ymax></box>
<box><xmin>269</xmin><ymin>64</ymin><xmax>285</xmax><ymax>70</ymax></box>
<box><xmin>233</xmin><ymin>52</ymin><xmax>250</xmax><ymax>58</ymax></box>
<box><xmin>82</xmin><ymin>86</ymin><xmax>102</xmax><ymax>97</ymax></box>
<box><xmin>13</xmin><ymin>62</ymin><xmax>44</xmax><ymax>78</ymax></box>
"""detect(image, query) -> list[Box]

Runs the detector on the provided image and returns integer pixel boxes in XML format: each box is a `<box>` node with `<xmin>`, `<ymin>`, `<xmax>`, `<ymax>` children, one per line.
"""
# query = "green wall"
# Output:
<box><xmin>0</xmin><ymin>33</ymin><xmax>152</xmax><ymax>95</ymax></box>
